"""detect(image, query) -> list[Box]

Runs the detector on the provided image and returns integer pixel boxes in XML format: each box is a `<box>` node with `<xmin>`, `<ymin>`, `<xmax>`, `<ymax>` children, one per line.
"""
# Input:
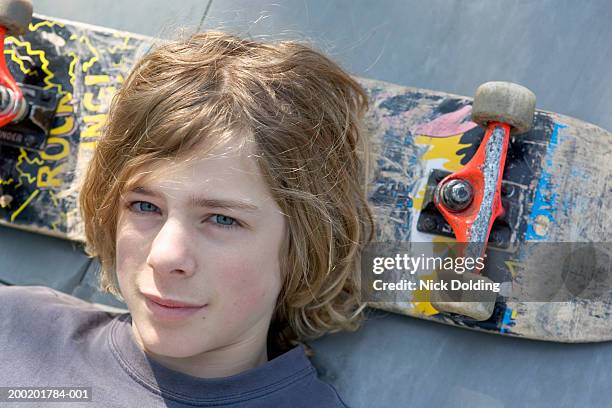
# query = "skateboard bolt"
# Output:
<box><xmin>421</xmin><ymin>217</ymin><xmax>437</xmax><ymax>232</ymax></box>
<box><xmin>25</xmin><ymin>135</ymin><xmax>37</xmax><ymax>147</ymax></box>
<box><xmin>0</xmin><ymin>86</ymin><xmax>11</xmax><ymax>112</ymax></box>
<box><xmin>489</xmin><ymin>229</ymin><xmax>506</xmax><ymax>246</ymax></box>
<box><xmin>440</xmin><ymin>179</ymin><xmax>473</xmax><ymax>212</ymax></box>
<box><xmin>501</xmin><ymin>183</ymin><xmax>514</xmax><ymax>197</ymax></box>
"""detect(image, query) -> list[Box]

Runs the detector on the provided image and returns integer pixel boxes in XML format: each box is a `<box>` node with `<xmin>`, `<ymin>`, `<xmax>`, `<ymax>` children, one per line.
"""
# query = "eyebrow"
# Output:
<box><xmin>129</xmin><ymin>187</ymin><xmax>260</xmax><ymax>212</ymax></box>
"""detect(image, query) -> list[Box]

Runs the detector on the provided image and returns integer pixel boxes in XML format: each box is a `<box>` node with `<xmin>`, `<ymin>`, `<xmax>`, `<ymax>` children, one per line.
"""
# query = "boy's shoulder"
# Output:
<box><xmin>0</xmin><ymin>285</ymin><xmax>120</xmax><ymax>341</ymax></box>
<box><xmin>0</xmin><ymin>284</ymin><xmax>105</xmax><ymax>315</ymax></box>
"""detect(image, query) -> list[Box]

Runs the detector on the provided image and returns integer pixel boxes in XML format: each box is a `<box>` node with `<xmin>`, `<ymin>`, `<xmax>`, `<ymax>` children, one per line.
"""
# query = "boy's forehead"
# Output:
<box><xmin>124</xmin><ymin>135</ymin><xmax>262</xmax><ymax>191</ymax></box>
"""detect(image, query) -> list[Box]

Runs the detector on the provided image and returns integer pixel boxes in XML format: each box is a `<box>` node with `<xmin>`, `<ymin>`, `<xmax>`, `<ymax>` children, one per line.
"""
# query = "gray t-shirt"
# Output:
<box><xmin>0</xmin><ymin>285</ymin><xmax>348</xmax><ymax>407</ymax></box>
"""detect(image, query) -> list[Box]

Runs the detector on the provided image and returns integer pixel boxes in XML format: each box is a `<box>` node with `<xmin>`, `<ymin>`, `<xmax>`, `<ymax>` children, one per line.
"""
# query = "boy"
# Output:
<box><xmin>0</xmin><ymin>31</ymin><xmax>374</xmax><ymax>407</ymax></box>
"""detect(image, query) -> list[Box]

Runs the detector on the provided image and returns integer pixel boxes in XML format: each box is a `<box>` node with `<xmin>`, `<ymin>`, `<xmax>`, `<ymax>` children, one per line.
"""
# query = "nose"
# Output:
<box><xmin>146</xmin><ymin>216</ymin><xmax>197</xmax><ymax>278</ymax></box>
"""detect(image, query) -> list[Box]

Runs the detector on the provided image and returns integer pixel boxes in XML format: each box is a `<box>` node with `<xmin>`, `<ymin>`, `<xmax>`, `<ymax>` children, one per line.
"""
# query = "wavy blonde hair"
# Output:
<box><xmin>78</xmin><ymin>31</ymin><xmax>374</xmax><ymax>353</ymax></box>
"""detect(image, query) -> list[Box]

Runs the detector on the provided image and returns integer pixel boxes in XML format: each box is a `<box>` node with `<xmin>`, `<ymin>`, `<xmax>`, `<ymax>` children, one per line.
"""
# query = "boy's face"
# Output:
<box><xmin>115</xmin><ymin>136</ymin><xmax>286</xmax><ymax>364</ymax></box>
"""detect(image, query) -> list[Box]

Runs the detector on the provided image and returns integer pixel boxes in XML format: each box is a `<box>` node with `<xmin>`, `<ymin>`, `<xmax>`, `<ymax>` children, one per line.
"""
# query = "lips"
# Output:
<box><xmin>142</xmin><ymin>293</ymin><xmax>206</xmax><ymax>308</ymax></box>
<box><xmin>142</xmin><ymin>292</ymin><xmax>207</xmax><ymax>322</ymax></box>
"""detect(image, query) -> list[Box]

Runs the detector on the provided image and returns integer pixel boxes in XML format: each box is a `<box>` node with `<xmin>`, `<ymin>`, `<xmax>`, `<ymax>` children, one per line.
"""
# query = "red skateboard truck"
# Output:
<box><xmin>430</xmin><ymin>81</ymin><xmax>536</xmax><ymax>321</ymax></box>
<box><xmin>0</xmin><ymin>0</ymin><xmax>59</xmax><ymax>209</ymax></box>
<box><xmin>0</xmin><ymin>0</ymin><xmax>32</xmax><ymax>127</ymax></box>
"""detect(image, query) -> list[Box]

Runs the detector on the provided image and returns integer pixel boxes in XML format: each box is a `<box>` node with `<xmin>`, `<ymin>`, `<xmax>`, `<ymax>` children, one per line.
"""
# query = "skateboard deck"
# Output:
<box><xmin>0</xmin><ymin>14</ymin><xmax>610</xmax><ymax>342</ymax></box>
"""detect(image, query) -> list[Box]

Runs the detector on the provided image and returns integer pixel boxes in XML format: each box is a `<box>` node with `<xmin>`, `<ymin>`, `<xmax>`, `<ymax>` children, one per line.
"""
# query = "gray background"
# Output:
<box><xmin>2</xmin><ymin>1</ymin><xmax>612</xmax><ymax>407</ymax></box>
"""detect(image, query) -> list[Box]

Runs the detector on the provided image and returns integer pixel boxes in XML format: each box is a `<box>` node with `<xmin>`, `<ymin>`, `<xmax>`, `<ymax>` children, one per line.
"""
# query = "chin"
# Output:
<box><xmin>147</xmin><ymin>343</ymin><xmax>201</xmax><ymax>359</ymax></box>
<box><xmin>139</xmin><ymin>327</ymin><xmax>206</xmax><ymax>358</ymax></box>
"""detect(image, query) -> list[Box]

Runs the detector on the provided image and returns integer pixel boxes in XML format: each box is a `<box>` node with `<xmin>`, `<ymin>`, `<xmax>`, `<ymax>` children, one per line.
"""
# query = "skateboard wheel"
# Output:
<box><xmin>429</xmin><ymin>271</ymin><xmax>498</xmax><ymax>321</ymax></box>
<box><xmin>0</xmin><ymin>0</ymin><xmax>32</xmax><ymax>35</ymax></box>
<box><xmin>472</xmin><ymin>81</ymin><xmax>536</xmax><ymax>135</ymax></box>
<box><xmin>0</xmin><ymin>194</ymin><xmax>13</xmax><ymax>207</ymax></box>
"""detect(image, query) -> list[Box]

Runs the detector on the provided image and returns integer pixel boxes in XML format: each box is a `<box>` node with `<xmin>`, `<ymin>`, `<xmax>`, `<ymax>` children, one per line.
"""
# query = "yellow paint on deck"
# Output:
<box><xmin>68</xmin><ymin>52</ymin><xmax>78</xmax><ymax>86</ymax></box>
<box><xmin>49</xmin><ymin>190</ymin><xmax>59</xmax><ymax>207</ymax></box>
<box><xmin>415</xmin><ymin>133</ymin><xmax>471</xmax><ymax>172</ymax></box>
<box><xmin>81</xmin><ymin>114</ymin><xmax>107</xmax><ymax>139</ymax></box>
<box><xmin>55</xmin><ymin>93</ymin><xmax>74</xmax><ymax>114</ymax></box>
<box><xmin>80</xmin><ymin>141</ymin><xmax>98</xmax><ymax>150</ymax></box>
<box><xmin>411</xmin><ymin>236</ymin><xmax>459</xmax><ymax>316</ymax></box>
<box><xmin>5</xmin><ymin>44</ymin><xmax>33</xmax><ymax>75</ymax></box>
<box><xmin>412</xmin><ymin>295</ymin><xmax>439</xmax><ymax>316</ymax></box>
<box><xmin>84</xmin><ymin>87</ymin><xmax>117</xmax><ymax>112</ymax></box>
<box><xmin>30</xmin><ymin>21</ymin><xmax>65</xmax><ymax>31</ymax></box>
<box><xmin>85</xmin><ymin>75</ymin><xmax>111</xmax><ymax>85</ymax></box>
<box><xmin>79</xmin><ymin>36</ymin><xmax>99</xmax><ymax>72</ymax></box>
<box><xmin>40</xmin><ymin>137</ymin><xmax>70</xmax><ymax>161</ymax></box>
<box><xmin>37</xmin><ymin>163</ymin><xmax>66</xmax><ymax>188</ymax></box>
<box><xmin>504</xmin><ymin>260</ymin><xmax>523</xmax><ymax>279</ymax></box>
<box><xmin>5</xmin><ymin>37</ymin><xmax>69</xmax><ymax>97</ymax></box>
<box><xmin>50</xmin><ymin>117</ymin><xmax>75</xmax><ymax>135</ymax></box>
<box><xmin>108</xmin><ymin>34</ymin><xmax>133</xmax><ymax>54</ymax></box>
<box><xmin>410</xmin><ymin>133</ymin><xmax>471</xmax><ymax>211</ymax></box>
<box><xmin>10</xmin><ymin>189</ymin><xmax>39</xmax><ymax>222</ymax></box>
<box><xmin>50</xmin><ymin>211</ymin><xmax>68</xmax><ymax>231</ymax></box>
<box><xmin>16</xmin><ymin>149</ymin><xmax>44</xmax><ymax>187</ymax></box>
<box><xmin>412</xmin><ymin>187</ymin><xmax>425</xmax><ymax>211</ymax></box>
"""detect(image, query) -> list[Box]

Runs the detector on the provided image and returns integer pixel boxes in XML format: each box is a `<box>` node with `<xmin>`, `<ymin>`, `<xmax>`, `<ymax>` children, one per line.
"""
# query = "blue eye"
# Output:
<box><xmin>212</xmin><ymin>214</ymin><xmax>238</xmax><ymax>229</ymax></box>
<box><xmin>129</xmin><ymin>201</ymin><xmax>160</xmax><ymax>214</ymax></box>
<box><xmin>127</xmin><ymin>201</ymin><xmax>239</xmax><ymax>230</ymax></box>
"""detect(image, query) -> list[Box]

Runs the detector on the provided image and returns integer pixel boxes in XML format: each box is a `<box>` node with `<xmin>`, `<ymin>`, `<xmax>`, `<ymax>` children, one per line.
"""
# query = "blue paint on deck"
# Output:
<box><xmin>525</xmin><ymin>123</ymin><xmax>567</xmax><ymax>241</ymax></box>
<box><xmin>500</xmin><ymin>307</ymin><xmax>516</xmax><ymax>334</ymax></box>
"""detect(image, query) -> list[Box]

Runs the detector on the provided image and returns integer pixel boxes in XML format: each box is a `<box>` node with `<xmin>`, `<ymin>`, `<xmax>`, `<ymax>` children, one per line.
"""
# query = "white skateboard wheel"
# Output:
<box><xmin>472</xmin><ymin>81</ymin><xmax>536</xmax><ymax>135</ymax></box>
<box><xmin>0</xmin><ymin>0</ymin><xmax>32</xmax><ymax>35</ymax></box>
<box><xmin>430</xmin><ymin>271</ymin><xmax>498</xmax><ymax>321</ymax></box>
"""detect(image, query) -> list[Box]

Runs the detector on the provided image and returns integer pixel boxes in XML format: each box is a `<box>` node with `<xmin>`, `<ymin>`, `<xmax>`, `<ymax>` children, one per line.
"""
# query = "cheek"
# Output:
<box><xmin>212</xmin><ymin>249</ymin><xmax>282</xmax><ymax>313</ymax></box>
<box><xmin>115</xmin><ymin>225</ymin><xmax>148</xmax><ymax>285</ymax></box>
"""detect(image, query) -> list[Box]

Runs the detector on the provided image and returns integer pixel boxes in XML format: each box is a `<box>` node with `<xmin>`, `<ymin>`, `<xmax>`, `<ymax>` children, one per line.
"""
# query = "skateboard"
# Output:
<box><xmin>0</xmin><ymin>4</ymin><xmax>610</xmax><ymax>342</ymax></box>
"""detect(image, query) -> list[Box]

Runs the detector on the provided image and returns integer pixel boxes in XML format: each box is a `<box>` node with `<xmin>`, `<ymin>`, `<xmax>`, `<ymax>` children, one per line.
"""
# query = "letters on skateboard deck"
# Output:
<box><xmin>0</xmin><ymin>7</ymin><xmax>609</xmax><ymax>342</ymax></box>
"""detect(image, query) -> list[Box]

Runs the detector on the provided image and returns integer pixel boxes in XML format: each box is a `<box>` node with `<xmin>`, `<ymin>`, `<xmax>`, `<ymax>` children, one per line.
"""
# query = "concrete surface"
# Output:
<box><xmin>3</xmin><ymin>1</ymin><xmax>612</xmax><ymax>407</ymax></box>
